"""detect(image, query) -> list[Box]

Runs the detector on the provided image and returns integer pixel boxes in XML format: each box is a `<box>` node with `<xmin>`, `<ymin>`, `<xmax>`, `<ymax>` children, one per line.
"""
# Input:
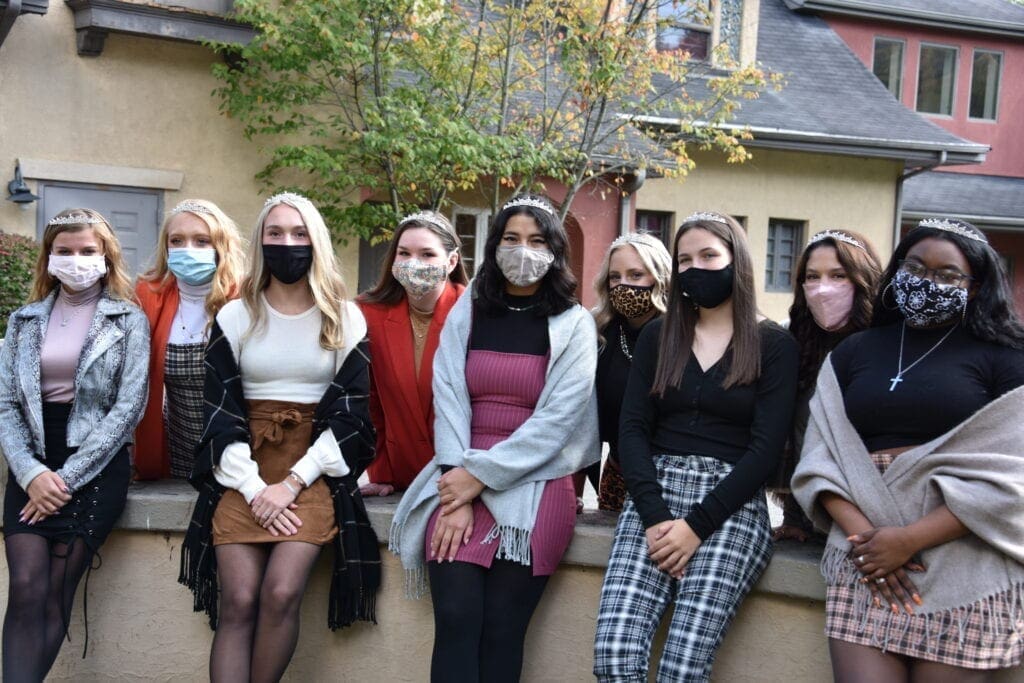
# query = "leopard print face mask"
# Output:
<box><xmin>609</xmin><ymin>283</ymin><xmax>655</xmax><ymax>319</ymax></box>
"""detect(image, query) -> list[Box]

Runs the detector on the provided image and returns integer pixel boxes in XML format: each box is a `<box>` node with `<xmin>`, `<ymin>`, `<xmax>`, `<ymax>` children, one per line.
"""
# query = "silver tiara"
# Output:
<box><xmin>808</xmin><ymin>229</ymin><xmax>864</xmax><ymax>251</ymax></box>
<box><xmin>264</xmin><ymin>191</ymin><xmax>312</xmax><ymax>208</ymax></box>
<box><xmin>683</xmin><ymin>211</ymin><xmax>728</xmax><ymax>225</ymax></box>
<box><xmin>47</xmin><ymin>213</ymin><xmax>106</xmax><ymax>226</ymax></box>
<box><xmin>502</xmin><ymin>196</ymin><xmax>555</xmax><ymax>216</ymax></box>
<box><xmin>170</xmin><ymin>200</ymin><xmax>213</xmax><ymax>216</ymax></box>
<box><xmin>917</xmin><ymin>218</ymin><xmax>987</xmax><ymax>243</ymax></box>
<box><xmin>398</xmin><ymin>211</ymin><xmax>450</xmax><ymax>233</ymax></box>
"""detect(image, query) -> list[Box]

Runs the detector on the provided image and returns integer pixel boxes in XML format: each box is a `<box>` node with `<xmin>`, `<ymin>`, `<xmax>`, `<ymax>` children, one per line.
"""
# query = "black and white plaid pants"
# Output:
<box><xmin>593</xmin><ymin>454</ymin><xmax>772</xmax><ymax>682</ymax></box>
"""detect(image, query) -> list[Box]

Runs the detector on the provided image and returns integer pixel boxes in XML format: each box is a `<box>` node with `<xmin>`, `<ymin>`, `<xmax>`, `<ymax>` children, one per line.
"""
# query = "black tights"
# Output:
<box><xmin>210</xmin><ymin>541</ymin><xmax>322</xmax><ymax>683</ymax></box>
<box><xmin>829</xmin><ymin>638</ymin><xmax>993</xmax><ymax>683</ymax></box>
<box><xmin>3</xmin><ymin>533</ymin><xmax>95</xmax><ymax>683</ymax></box>
<box><xmin>428</xmin><ymin>559</ymin><xmax>550</xmax><ymax>683</ymax></box>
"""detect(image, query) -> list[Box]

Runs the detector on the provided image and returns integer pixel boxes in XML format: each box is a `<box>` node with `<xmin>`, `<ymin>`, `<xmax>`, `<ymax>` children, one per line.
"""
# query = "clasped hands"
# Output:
<box><xmin>429</xmin><ymin>467</ymin><xmax>485</xmax><ymax>563</ymax></box>
<box><xmin>21</xmin><ymin>470</ymin><xmax>72</xmax><ymax>525</ymax></box>
<box><xmin>645</xmin><ymin>519</ymin><xmax>701</xmax><ymax>579</ymax></box>
<box><xmin>848</xmin><ymin>526</ymin><xmax>925</xmax><ymax>615</ymax></box>
<box><xmin>250</xmin><ymin>480</ymin><xmax>304</xmax><ymax>537</ymax></box>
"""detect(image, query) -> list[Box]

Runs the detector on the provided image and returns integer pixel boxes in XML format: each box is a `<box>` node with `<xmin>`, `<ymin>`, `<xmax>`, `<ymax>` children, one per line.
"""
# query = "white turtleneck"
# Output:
<box><xmin>168</xmin><ymin>278</ymin><xmax>213</xmax><ymax>345</ymax></box>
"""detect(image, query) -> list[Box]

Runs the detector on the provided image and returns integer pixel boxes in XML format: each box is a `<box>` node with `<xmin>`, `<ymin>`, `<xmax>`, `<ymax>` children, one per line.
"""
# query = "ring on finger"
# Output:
<box><xmin>857</xmin><ymin>555</ymin><xmax>866</xmax><ymax>564</ymax></box>
<box><xmin>875</xmin><ymin>577</ymin><xmax>886</xmax><ymax>584</ymax></box>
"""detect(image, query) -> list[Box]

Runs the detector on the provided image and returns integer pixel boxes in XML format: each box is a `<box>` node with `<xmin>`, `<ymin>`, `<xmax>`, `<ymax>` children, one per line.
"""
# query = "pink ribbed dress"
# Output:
<box><xmin>425</xmin><ymin>349</ymin><xmax>576</xmax><ymax>576</ymax></box>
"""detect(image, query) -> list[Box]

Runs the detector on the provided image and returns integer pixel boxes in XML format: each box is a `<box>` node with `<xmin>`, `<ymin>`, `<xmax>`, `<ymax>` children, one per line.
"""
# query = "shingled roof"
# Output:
<box><xmin>903</xmin><ymin>171</ymin><xmax>1024</xmax><ymax>226</ymax></box>
<box><xmin>638</xmin><ymin>0</ymin><xmax>987</xmax><ymax>167</ymax></box>
<box><xmin>783</xmin><ymin>0</ymin><xmax>1024</xmax><ymax>38</ymax></box>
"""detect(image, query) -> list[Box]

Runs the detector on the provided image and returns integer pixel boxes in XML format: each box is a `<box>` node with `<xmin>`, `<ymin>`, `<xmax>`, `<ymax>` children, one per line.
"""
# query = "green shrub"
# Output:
<box><xmin>0</xmin><ymin>231</ymin><xmax>39</xmax><ymax>337</ymax></box>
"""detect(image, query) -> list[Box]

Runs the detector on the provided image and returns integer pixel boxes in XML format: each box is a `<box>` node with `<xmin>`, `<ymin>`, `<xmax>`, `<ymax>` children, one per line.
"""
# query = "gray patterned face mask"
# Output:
<box><xmin>495</xmin><ymin>245</ymin><xmax>554</xmax><ymax>287</ymax></box>
<box><xmin>893</xmin><ymin>269</ymin><xmax>968</xmax><ymax>328</ymax></box>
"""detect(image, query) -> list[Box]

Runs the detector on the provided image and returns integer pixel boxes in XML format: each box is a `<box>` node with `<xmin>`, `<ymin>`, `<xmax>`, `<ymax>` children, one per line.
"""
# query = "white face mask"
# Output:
<box><xmin>47</xmin><ymin>254</ymin><xmax>107</xmax><ymax>291</ymax></box>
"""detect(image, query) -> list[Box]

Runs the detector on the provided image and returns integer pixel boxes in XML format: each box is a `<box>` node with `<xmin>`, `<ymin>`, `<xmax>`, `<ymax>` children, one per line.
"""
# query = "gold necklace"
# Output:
<box><xmin>409</xmin><ymin>307</ymin><xmax>433</xmax><ymax>340</ymax></box>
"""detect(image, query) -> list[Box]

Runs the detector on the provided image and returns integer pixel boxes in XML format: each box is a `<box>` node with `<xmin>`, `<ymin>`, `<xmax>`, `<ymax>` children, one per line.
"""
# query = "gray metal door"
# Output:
<box><xmin>37</xmin><ymin>182</ymin><xmax>162</xmax><ymax>275</ymax></box>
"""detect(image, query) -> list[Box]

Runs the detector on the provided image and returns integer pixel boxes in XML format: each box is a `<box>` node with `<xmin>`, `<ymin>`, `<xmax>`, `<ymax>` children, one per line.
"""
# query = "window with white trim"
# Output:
<box><xmin>969</xmin><ymin>49</ymin><xmax>1001</xmax><ymax>121</ymax></box>
<box><xmin>916</xmin><ymin>44</ymin><xmax>958</xmax><ymax>116</ymax></box>
<box><xmin>872</xmin><ymin>37</ymin><xmax>904</xmax><ymax>98</ymax></box>
<box><xmin>452</xmin><ymin>208</ymin><xmax>490</xmax><ymax>277</ymax></box>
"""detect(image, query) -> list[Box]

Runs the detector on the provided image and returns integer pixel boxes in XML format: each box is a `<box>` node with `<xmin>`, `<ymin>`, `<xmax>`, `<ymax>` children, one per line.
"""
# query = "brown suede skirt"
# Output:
<box><xmin>212</xmin><ymin>399</ymin><xmax>338</xmax><ymax>546</ymax></box>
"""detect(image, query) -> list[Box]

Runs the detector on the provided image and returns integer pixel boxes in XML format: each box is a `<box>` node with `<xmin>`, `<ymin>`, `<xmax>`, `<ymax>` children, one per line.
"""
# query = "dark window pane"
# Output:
<box><xmin>766</xmin><ymin>219</ymin><xmax>803</xmax><ymax>292</ymax></box>
<box><xmin>656</xmin><ymin>0</ymin><xmax>710</xmax><ymax>59</ymax></box>
<box><xmin>970</xmin><ymin>51</ymin><xmax>1001</xmax><ymax>120</ymax></box>
<box><xmin>873</xmin><ymin>38</ymin><xmax>904</xmax><ymax>97</ymax></box>
<box><xmin>917</xmin><ymin>45</ymin><xmax>957</xmax><ymax>116</ymax></box>
<box><xmin>454</xmin><ymin>214</ymin><xmax>477</xmax><ymax>277</ymax></box>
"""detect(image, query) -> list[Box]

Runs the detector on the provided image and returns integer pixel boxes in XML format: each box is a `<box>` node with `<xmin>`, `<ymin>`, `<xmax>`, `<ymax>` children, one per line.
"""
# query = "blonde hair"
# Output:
<box><xmin>592</xmin><ymin>232</ymin><xmax>672</xmax><ymax>342</ymax></box>
<box><xmin>30</xmin><ymin>208</ymin><xmax>134</xmax><ymax>302</ymax></box>
<box><xmin>242</xmin><ymin>194</ymin><xmax>349</xmax><ymax>350</ymax></box>
<box><xmin>140</xmin><ymin>199</ymin><xmax>245</xmax><ymax>319</ymax></box>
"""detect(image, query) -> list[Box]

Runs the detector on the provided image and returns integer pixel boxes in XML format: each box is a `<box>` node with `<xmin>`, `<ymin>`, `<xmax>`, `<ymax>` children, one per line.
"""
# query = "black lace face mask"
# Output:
<box><xmin>892</xmin><ymin>269</ymin><xmax>968</xmax><ymax>328</ymax></box>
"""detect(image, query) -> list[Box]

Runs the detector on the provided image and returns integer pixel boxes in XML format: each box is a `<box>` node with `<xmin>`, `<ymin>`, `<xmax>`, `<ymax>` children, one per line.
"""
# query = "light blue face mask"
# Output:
<box><xmin>167</xmin><ymin>247</ymin><xmax>217</xmax><ymax>286</ymax></box>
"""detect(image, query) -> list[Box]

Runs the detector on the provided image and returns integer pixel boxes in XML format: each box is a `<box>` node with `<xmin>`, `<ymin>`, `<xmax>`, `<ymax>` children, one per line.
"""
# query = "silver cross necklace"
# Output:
<box><xmin>889</xmin><ymin>321</ymin><xmax>958</xmax><ymax>391</ymax></box>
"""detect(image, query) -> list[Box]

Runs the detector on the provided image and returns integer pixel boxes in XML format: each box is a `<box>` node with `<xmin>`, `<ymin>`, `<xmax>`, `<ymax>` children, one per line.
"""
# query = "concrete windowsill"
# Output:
<box><xmin>123</xmin><ymin>479</ymin><xmax>827</xmax><ymax>602</ymax></box>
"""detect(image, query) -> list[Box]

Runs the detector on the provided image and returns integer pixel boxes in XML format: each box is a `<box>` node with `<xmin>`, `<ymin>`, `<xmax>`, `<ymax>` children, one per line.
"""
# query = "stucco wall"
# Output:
<box><xmin>636</xmin><ymin>148</ymin><xmax>901</xmax><ymax>321</ymax></box>
<box><xmin>2</xmin><ymin>482</ymin><xmax>1020</xmax><ymax>682</ymax></box>
<box><xmin>0</xmin><ymin>6</ymin><xmax>359</xmax><ymax>283</ymax></box>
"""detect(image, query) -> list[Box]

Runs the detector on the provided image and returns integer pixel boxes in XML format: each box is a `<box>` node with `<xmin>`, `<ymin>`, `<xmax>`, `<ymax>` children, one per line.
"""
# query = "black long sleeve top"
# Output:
<box><xmin>618</xmin><ymin>318</ymin><xmax>799</xmax><ymax>539</ymax></box>
<box><xmin>596</xmin><ymin>317</ymin><xmax>648</xmax><ymax>461</ymax></box>
<box><xmin>831</xmin><ymin>322</ymin><xmax>1024</xmax><ymax>452</ymax></box>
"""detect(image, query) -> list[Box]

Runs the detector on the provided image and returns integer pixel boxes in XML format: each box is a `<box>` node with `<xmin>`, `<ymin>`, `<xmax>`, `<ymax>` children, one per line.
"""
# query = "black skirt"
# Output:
<box><xmin>3</xmin><ymin>402</ymin><xmax>130</xmax><ymax>552</ymax></box>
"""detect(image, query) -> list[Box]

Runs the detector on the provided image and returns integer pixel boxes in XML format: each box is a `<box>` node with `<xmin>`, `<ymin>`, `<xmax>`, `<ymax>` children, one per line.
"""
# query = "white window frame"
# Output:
<box><xmin>915</xmin><ymin>42</ymin><xmax>959</xmax><ymax>118</ymax></box>
<box><xmin>967</xmin><ymin>48</ymin><xmax>1002</xmax><ymax>122</ymax></box>
<box><xmin>450</xmin><ymin>207</ymin><xmax>491</xmax><ymax>276</ymax></box>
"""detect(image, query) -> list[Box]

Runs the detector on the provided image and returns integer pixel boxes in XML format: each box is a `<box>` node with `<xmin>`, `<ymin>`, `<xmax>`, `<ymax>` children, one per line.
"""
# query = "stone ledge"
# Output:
<box><xmin>118</xmin><ymin>479</ymin><xmax>828</xmax><ymax>602</ymax></box>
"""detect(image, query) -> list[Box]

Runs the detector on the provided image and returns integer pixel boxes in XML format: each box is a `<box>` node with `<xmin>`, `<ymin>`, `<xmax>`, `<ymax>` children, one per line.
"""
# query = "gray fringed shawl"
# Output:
<box><xmin>792</xmin><ymin>358</ymin><xmax>1024</xmax><ymax>655</ymax></box>
<box><xmin>389</xmin><ymin>286</ymin><xmax>600</xmax><ymax>595</ymax></box>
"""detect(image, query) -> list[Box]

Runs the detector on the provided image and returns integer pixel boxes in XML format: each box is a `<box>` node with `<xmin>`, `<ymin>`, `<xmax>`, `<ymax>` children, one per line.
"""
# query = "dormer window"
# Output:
<box><xmin>656</xmin><ymin>0</ymin><xmax>712</xmax><ymax>60</ymax></box>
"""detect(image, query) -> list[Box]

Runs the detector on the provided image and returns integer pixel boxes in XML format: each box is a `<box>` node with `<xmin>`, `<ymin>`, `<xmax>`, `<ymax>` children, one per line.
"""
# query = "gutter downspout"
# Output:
<box><xmin>0</xmin><ymin>0</ymin><xmax>22</xmax><ymax>48</ymax></box>
<box><xmin>894</xmin><ymin>150</ymin><xmax>946</xmax><ymax>247</ymax></box>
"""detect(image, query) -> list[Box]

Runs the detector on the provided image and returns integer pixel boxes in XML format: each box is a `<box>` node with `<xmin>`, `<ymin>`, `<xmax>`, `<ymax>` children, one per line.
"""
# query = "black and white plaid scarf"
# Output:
<box><xmin>178</xmin><ymin>320</ymin><xmax>380</xmax><ymax>630</ymax></box>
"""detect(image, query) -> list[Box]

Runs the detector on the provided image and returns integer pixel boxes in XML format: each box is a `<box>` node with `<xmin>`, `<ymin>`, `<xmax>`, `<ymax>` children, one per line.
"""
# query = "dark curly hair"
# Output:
<box><xmin>473</xmin><ymin>194</ymin><xmax>577</xmax><ymax>317</ymax></box>
<box><xmin>788</xmin><ymin>231</ymin><xmax>882</xmax><ymax>394</ymax></box>
<box><xmin>873</xmin><ymin>218</ymin><xmax>1024</xmax><ymax>349</ymax></box>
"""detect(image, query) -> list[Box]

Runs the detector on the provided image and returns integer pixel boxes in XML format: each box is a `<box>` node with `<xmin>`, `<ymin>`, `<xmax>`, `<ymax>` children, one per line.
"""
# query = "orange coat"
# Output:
<box><xmin>134</xmin><ymin>278</ymin><xmax>180</xmax><ymax>479</ymax></box>
<box><xmin>359</xmin><ymin>282</ymin><xmax>465</xmax><ymax>490</ymax></box>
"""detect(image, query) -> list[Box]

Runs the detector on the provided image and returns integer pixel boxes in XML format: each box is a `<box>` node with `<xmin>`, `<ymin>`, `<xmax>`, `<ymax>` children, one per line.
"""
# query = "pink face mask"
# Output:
<box><xmin>802</xmin><ymin>279</ymin><xmax>854</xmax><ymax>332</ymax></box>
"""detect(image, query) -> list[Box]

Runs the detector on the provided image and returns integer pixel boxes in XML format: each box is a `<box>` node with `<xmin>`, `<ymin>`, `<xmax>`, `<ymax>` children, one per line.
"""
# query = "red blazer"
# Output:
<box><xmin>359</xmin><ymin>281</ymin><xmax>465</xmax><ymax>490</ymax></box>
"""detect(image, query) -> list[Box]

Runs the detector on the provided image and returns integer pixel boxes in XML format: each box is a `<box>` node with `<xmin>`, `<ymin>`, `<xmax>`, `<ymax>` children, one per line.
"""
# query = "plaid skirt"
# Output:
<box><xmin>825</xmin><ymin>451</ymin><xmax>1024</xmax><ymax>670</ymax></box>
<box><xmin>164</xmin><ymin>342</ymin><xmax>205</xmax><ymax>479</ymax></box>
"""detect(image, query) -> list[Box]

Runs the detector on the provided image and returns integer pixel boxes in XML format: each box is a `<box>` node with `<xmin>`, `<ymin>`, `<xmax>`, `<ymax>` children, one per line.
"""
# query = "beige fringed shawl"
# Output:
<box><xmin>792</xmin><ymin>358</ymin><xmax>1024</xmax><ymax>656</ymax></box>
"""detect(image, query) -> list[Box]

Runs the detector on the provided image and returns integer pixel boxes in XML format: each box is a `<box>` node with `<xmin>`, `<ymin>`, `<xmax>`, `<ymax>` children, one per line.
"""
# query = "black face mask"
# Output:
<box><xmin>678</xmin><ymin>264</ymin><xmax>734</xmax><ymax>309</ymax></box>
<box><xmin>262</xmin><ymin>245</ymin><xmax>313</xmax><ymax>285</ymax></box>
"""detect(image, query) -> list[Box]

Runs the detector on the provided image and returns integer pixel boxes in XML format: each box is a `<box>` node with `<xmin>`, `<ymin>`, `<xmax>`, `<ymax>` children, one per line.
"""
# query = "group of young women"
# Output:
<box><xmin>1</xmin><ymin>190</ymin><xmax>1022</xmax><ymax>683</ymax></box>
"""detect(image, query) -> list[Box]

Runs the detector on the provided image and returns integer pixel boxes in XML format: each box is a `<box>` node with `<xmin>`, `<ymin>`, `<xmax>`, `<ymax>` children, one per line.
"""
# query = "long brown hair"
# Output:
<box><xmin>359</xmin><ymin>211</ymin><xmax>468</xmax><ymax>305</ymax></box>
<box><xmin>788</xmin><ymin>230</ymin><xmax>881</xmax><ymax>393</ymax></box>
<box><xmin>651</xmin><ymin>214</ymin><xmax>760</xmax><ymax>395</ymax></box>
<box><xmin>30</xmin><ymin>208</ymin><xmax>134</xmax><ymax>302</ymax></box>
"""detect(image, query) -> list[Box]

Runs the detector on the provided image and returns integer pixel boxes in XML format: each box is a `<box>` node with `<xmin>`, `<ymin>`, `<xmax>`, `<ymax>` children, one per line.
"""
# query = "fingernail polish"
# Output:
<box><xmin>913</xmin><ymin>595</ymin><xmax>923</xmax><ymax>605</ymax></box>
